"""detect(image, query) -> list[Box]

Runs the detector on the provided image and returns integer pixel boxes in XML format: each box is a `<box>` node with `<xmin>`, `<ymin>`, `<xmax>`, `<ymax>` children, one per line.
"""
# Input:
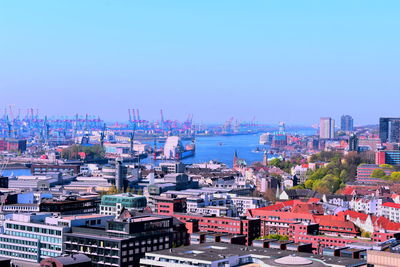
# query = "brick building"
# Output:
<box><xmin>0</xmin><ymin>139</ymin><xmax>26</xmax><ymax>152</ymax></box>
<box><xmin>172</xmin><ymin>213</ymin><xmax>260</xmax><ymax>245</ymax></box>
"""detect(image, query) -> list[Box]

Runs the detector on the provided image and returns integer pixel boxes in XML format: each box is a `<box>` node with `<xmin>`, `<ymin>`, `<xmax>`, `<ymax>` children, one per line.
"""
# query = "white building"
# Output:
<box><xmin>381</xmin><ymin>202</ymin><xmax>400</xmax><ymax>223</ymax></box>
<box><xmin>349</xmin><ymin>197</ymin><xmax>382</xmax><ymax>216</ymax></box>
<box><xmin>319</xmin><ymin>117</ymin><xmax>335</xmax><ymax>139</ymax></box>
<box><xmin>0</xmin><ymin>213</ymin><xmax>112</xmax><ymax>263</ymax></box>
<box><xmin>229</xmin><ymin>195</ymin><xmax>268</xmax><ymax>216</ymax></box>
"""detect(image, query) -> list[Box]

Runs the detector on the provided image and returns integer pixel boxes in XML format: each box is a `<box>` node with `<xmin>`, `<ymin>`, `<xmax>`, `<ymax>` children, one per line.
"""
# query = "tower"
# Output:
<box><xmin>349</xmin><ymin>133</ymin><xmax>359</xmax><ymax>152</ymax></box>
<box><xmin>340</xmin><ymin>115</ymin><xmax>354</xmax><ymax>132</ymax></box>
<box><xmin>319</xmin><ymin>117</ymin><xmax>335</xmax><ymax>139</ymax></box>
<box><xmin>278</xmin><ymin>121</ymin><xmax>286</xmax><ymax>133</ymax></box>
<box><xmin>233</xmin><ymin>150</ymin><xmax>238</xmax><ymax>168</ymax></box>
<box><xmin>263</xmin><ymin>151</ymin><xmax>268</xmax><ymax>166</ymax></box>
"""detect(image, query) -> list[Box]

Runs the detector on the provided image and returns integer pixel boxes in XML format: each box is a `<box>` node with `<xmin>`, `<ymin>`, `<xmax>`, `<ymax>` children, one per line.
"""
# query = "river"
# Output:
<box><xmin>144</xmin><ymin>129</ymin><xmax>316</xmax><ymax>167</ymax></box>
<box><xmin>1</xmin><ymin>130</ymin><xmax>316</xmax><ymax>174</ymax></box>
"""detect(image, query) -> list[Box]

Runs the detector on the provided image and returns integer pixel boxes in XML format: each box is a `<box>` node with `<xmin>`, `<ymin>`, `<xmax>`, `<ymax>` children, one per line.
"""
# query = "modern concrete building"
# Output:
<box><xmin>341</xmin><ymin>115</ymin><xmax>354</xmax><ymax>132</ymax></box>
<box><xmin>367</xmin><ymin>250</ymin><xmax>400</xmax><ymax>267</ymax></box>
<box><xmin>0</xmin><ymin>213</ymin><xmax>111</xmax><ymax>264</ymax></box>
<box><xmin>64</xmin><ymin>213</ymin><xmax>188</xmax><ymax>266</ymax></box>
<box><xmin>319</xmin><ymin>117</ymin><xmax>335</xmax><ymax>139</ymax></box>
<box><xmin>140</xmin><ymin>243</ymin><xmax>366</xmax><ymax>267</ymax></box>
<box><xmin>379</xmin><ymin>117</ymin><xmax>400</xmax><ymax>143</ymax></box>
<box><xmin>99</xmin><ymin>193</ymin><xmax>147</xmax><ymax>216</ymax></box>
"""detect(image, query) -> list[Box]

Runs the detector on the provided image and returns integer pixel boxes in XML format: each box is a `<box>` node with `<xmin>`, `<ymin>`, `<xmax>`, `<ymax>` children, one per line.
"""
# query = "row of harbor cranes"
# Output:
<box><xmin>127</xmin><ymin>108</ymin><xmax>194</xmax><ymax>133</ymax></box>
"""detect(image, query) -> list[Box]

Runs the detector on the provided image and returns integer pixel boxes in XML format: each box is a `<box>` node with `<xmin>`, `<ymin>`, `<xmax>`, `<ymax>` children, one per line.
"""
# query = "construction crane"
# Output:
<box><xmin>136</xmin><ymin>108</ymin><xmax>143</xmax><ymax>129</ymax></box>
<box><xmin>129</xmin><ymin>123</ymin><xmax>136</xmax><ymax>156</ymax></box>
<box><xmin>6</xmin><ymin>116</ymin><xmax>12</xmax><ymax>138</ymax></box>
<box><xmin>128</xmin><ymin>109</ymin><xmax>132</xmax><ymax>124</ymax></box>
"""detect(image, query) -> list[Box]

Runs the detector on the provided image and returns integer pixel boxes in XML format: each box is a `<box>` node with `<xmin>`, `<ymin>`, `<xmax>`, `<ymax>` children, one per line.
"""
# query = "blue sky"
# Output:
<box><xmin>0</xmin><ymin>1</ymin><xmax>399</xmax><ymax>125</ymax></box>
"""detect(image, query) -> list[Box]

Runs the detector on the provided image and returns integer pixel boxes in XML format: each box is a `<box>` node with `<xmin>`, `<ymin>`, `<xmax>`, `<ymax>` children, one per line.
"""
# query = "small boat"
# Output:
<box><xmin>251</xmin><ymin>147</ymin><xmax>263</xmax><ymax>153</ymax></box>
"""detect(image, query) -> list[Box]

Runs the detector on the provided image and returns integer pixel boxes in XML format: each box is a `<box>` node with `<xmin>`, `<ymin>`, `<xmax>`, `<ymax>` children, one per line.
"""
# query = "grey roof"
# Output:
<box><xmin>55</xmin><ymin>254</ymin><xmax>91</xmax><ymax>265</ymax></box>
<box><xmin>325</xmin><ymin>194</ymin><xmax>352</xmax><ymax>201</ymax></box>
<box><xmin>285</xmin><ymin>189</ymin><xmax>321</xmax><ymax>198</ymax></box>
<box><xmin>144</xmin><ymin>243</ymin><xmax>366</xmax><ymax>266</ymax></box>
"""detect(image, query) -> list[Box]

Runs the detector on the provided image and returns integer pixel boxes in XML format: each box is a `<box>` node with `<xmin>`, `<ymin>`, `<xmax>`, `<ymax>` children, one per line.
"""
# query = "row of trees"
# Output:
<box><xmin>61</xmin><ymin>144</ymin><xmax>105</xmax><ymax>161</ymax></box>
<box><xmin>268</xmin><ymin>156</ymin><xmax>305</xmax><ymax>173</ymax></box>
<box><xmin>101</xmin><ymin>185</ymin><xmax>144</xmax><ymax>196</ymax></box>
<box><xmin>255</xmin><ymin>234</ymin><xmax>289</xmax><ymax>241</ymax></box>
<box><xmin>371</xmin><ymin>168</ymin><xmax>400</xmax><ymax>181</ymax></box>
<box><xmin>293</xmin><ymin>151</ymin><xmax>374</xmax><ymax>194</ymax></box>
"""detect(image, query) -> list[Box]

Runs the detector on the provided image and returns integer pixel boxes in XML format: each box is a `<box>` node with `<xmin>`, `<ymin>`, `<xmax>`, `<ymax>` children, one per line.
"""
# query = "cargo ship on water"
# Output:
<box><xmin>155</xmin><ymin>136</ymin><xmax>195</xmax><ymax>160</ymax></box>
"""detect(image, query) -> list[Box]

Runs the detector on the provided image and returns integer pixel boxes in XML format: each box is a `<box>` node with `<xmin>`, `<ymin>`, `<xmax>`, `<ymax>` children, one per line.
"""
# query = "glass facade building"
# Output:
<box><xmin>100</xmin><ymin>193</ymin><xmax>147</xmax><ymax>216</ymax></box>
<box><xmin>0</xmin><ymin>219</ymin><xmax>65</xmax><ymax>262</ymax></box>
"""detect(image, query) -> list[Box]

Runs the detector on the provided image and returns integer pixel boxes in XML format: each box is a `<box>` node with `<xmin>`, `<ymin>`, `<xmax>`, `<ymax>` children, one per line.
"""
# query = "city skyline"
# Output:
<box><xmin>1</xmin><ymin>2</ymin><xmax>400</xmax><ymax>266</ymax></box>
<box><xmin>0</xmin><ymin>106</ymin><xmax>386</xmax><ymax>128</ymax></box>
<box><xmin>1</xmin><ymin>1</ymin><xmax>400</xmax><ymax>124</ymax></box>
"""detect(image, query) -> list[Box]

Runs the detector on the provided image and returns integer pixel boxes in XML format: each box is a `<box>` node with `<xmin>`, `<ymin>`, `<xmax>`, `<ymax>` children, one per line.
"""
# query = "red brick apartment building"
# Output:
<box><xmin>0</xmin><ymin>139</ymin><xmax>26</xmax><ymax>152</ymax></box>
<box><xmin>289</xmin><ymin>223</ymin><xmax>368</xmax><ymax>253</ymax></box>
<box><xmin>171</xmin><ymin>213</ymin><xmax>260</xmax><ymax>245</ymax></box>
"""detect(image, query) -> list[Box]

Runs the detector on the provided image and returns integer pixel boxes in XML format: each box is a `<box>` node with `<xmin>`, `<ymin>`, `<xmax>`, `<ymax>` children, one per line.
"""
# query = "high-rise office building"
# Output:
<box><xmin>341</xmin><ymin>115</ymin><xmax>354</xmax><ymax>132</ymax></box>
<box><xmin>319</xmin><ymin>117</ymin><xmax>335</xmax><ymax>139</ymax></box>
<box><xmin>348</xmin><ymin>133</ymin><xmax>359</xmax><ymax>152</ymax></box>
<box><xmin>379</xmin><ymin>118</ymin><xmax>400</xmax><ymax>143</ymax></box>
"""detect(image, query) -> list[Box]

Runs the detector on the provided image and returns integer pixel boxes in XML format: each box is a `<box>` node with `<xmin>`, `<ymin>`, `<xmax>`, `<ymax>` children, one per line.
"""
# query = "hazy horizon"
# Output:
<box><xmin>1</xmin><ymin>1</ymin><xmax>399</xmax><ymax>125</ymax></box>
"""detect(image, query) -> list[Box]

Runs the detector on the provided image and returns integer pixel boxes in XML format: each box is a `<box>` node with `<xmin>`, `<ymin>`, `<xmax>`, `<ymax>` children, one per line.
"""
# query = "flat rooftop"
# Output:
<box><xmin>145</xmin><ymin>243</ymin><xmax>366</xmax><ymax>266</ymax></box>
<box><xmin>60</xmin><ymin>214</ymin><xmax>112</xmax><ymax>220</ymax></box>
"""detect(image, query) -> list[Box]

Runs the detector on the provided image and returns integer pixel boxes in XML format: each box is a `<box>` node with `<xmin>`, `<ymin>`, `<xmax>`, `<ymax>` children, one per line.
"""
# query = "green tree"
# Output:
<box><xmin>60</xmin><ymin>144</ymin><xmax>105</xmax><ymax>161</ymax></box>
<box><xmin>291</xmin><ymin>184</ymin><xmax>306</xmax><ymax>190</ymax></box>
<box><xmin>269</xmin><ymin>158</ymin><xmax>281</xmax><ymax>167</ymax></box>
<box><xmin>361</xmin><ymin>231</ymin><xmax>371</xmax><ymax>238</ymax></box>
<box><xmin>379</xmin><ymin>164</ymin><xmax>394</xmax><ymax>169</ymax></box>
<box><xmin>371</xmin><ymin>169</ymin><xmax>387</xmax><ymax>179</ymax></box>
<box><xmin>339</xmin><ymin>169</ymin><xmax>349</xmax><ymax>181</ymax></box>
<box><xmin>390</xmin><ymin>172</ymin><xmax>400</xmax><ymax>181</ymax></box>
<box><xmin>265</xmin><ymin>234</ymin><xmax>289</xmax><ymax>241</ymax></box>
<box><xmin>304</xmin><ymin>179</ymin><xmax>315</xmax><ymax>189</ymax></box>
<box><xmin>137</xmin><ymin>188</ymin><xmax>143</xmax><ymax>195</ymax></box>
<box><xmin>107</xmin><ymin>185</ymin><xmax>118</xmax><ymax>195</ymax></box>
<box><xmin>312</xmin><ymin>174</ymin><xmax>341</xmax><ymax>194</ymax></box>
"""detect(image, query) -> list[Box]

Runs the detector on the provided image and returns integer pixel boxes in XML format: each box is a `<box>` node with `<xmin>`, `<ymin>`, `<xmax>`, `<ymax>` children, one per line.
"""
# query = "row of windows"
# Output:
<box><xmin>6</xmin><ymin>231</ymin><xmax>62</xmax><ymax>244</ymax></box>
<box><xmin>0</xmin><ymin>237</ymin><xmax>37</xmax><ymax>246</ymax></box>
<box><xmin>66</xmin><ymin>244</ymin><xmax>118</xmax><ymax>256</ymax></box>
<box><xmin>100</xmin><ymin>206</ymin><xmax>116</xmax><ymax>211</ymax></box>
<box><xmin>121</xmin><ymin>237</ymin><xmax>169</xmax><ymax>248</ymax></box>
<box><xmin>41</xmin><ymin>242</ymin><xmax>62</xmax><ymax>251</ymax></box>
<box><xmin>41</xmin><ymin>250</ymin><xmax>61</xmax><ymax>258</ymax></box>
<box><xmin>178</xmin><ymin>216</ymin><xmax>240</xmax><ymax>225</ymax></box>
<box><xmin>66</xmin><ymin>237</ymin><xmax>119</xmax><ymax>248</ymax></box>
<box><xmin>0</xmin><ymin>243</ymin><xmax>37</xmax><ymax>253</ymax></box>
<box><xmin>158</xmin><ymin>257</ymin><xmax>211</xmax><ymax>267</ymax></box>
<box><xmin>6</xmin><ymin>223</ymin><xmax>62</xmax><ymax>236</ymax></box>
<box><xmin>0</xmin><ymin>250</ymin><xmax>37</xmax><ymax>261</ymax></box>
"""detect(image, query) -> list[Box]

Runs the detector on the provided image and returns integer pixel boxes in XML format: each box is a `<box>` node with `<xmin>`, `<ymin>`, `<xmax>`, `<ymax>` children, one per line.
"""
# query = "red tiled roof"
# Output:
<box><xmin>291</xmin><ymin>203</ymin><xmax>324</xmax><ymax>215</ymax></box>
<box><xmin>316</xmin><ymin>216</ymin><xmax>358</xmax><ymax>233</ymax></box>
<box><xmin>339</xmin><ymin>186</ymin><xmax>356</xmax><ymax>195</ymax></box>
<box><xmin>247</xmin><ymin>209</ymin><xmax>318</xmax><ymax>222</ymax></box>
<box><xmin>375</xmin><ymin>216</ymin><xmax>400</xmax><ymax>231</ymax></box>
<box><xmin>307</xmin><ymin>198</ymin><xmax>321</xmax><ymax>204</ymax></box>
<box><xmin>339</xmin><ymin>210</ymin><xmax>400</xmax><ymax>232</ymax></box>
<box><xmin>338</xmin><ymin>210</ymin><xmax>370</xmax><ymax>222</ymax></box>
